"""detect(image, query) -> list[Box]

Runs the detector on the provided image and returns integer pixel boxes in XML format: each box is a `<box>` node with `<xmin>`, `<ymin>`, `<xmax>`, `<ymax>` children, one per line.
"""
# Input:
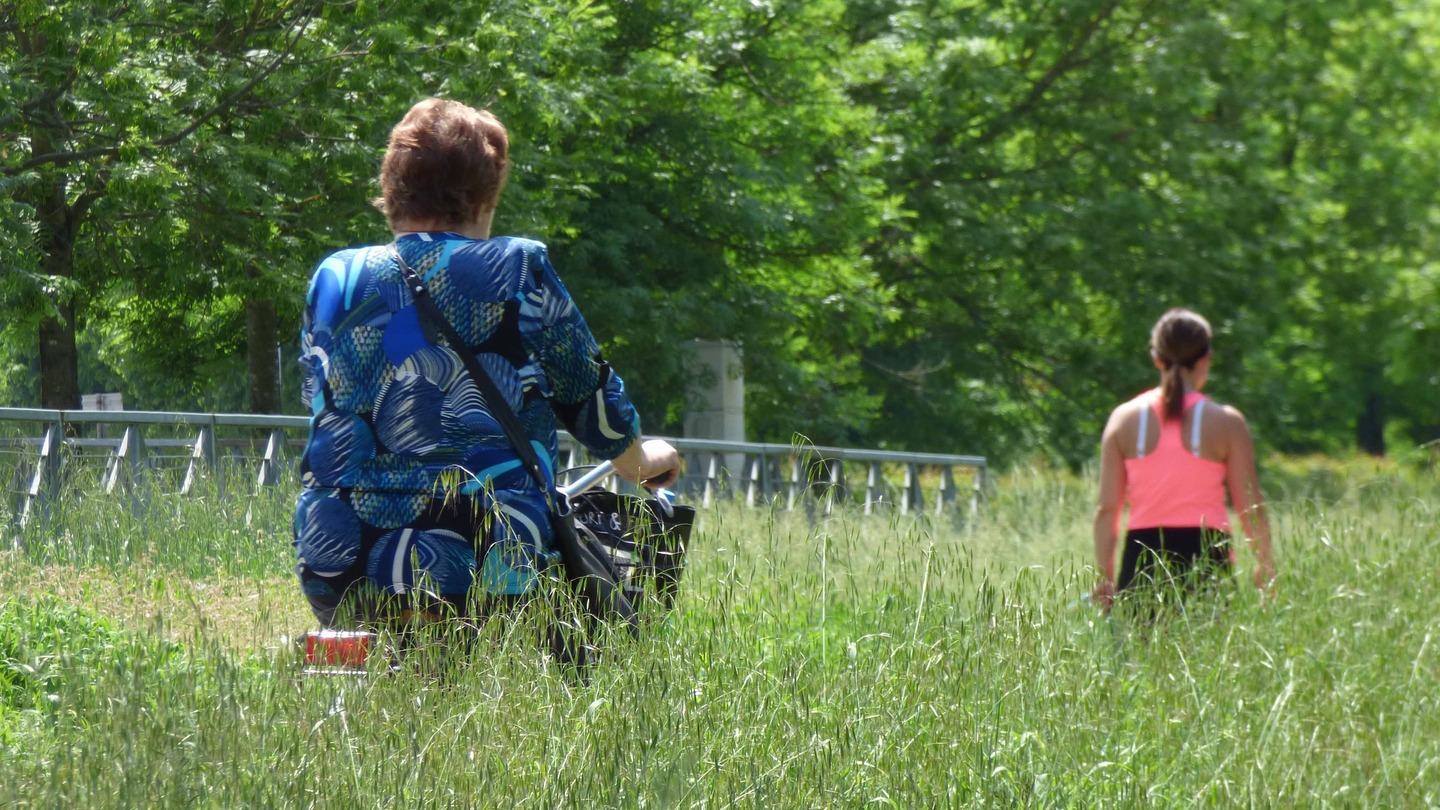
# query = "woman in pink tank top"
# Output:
<box><xmin>1092</xmin><ymin>309</ymin><xmax>1276</xmax><ymax>611</ymax></box>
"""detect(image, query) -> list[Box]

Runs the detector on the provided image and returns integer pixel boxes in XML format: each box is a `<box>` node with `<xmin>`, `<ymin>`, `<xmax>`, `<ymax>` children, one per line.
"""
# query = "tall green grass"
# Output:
<box><xmin>1</xmin><ymin>459</ymin><xmax>1436</xmax><ymax>807</ymax></box>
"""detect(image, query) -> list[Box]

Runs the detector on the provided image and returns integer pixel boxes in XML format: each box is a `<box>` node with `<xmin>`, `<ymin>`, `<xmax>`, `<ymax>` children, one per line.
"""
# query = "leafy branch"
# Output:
<box><xmin>3</xmin><ymin>4</ymin><xmax>318</xmax><ymax>177</ymax></box>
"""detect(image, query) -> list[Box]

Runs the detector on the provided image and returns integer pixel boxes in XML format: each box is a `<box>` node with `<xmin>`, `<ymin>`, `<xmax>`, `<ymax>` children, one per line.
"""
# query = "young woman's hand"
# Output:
<box><xmin>1092</xmin><ymin>577</ymin><xmax>1116</xmax><ymax>611</ymax></box>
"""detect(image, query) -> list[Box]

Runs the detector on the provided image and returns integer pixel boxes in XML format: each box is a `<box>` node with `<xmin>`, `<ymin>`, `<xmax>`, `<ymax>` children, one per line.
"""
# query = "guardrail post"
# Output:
<box><xmin>864</xmin><ymin>462</ymin><xmax>882</xmax><ymax>515</ymax></box>
<box><xmin>103</xmin><ymin>425</ymin><xmax>149</xmax><ymax>514</ymax></box>
<box><xmin>901</xmin><ymin>463</ymin><xmax>922</xmax><ymax>515</ymax></box>
<box><xmin>209</xmin><ymin>417</ymin><xmax>224</xmax><ymax>497</ymax></box>
<box><xmin>19</xmin><ymin>422</ymin><xmax>61</xmax><ymax>529</ymax></box>
<box><xmin>104</xmin><ymin>426</ymin><xmax>131</xmax><ymax>493</ymax></box>
<box><xmin>760</xmin><ymin>450</ymin><xmax>772</xmax><ymax>503</ymax></box>
<box><xmin>131</xmin><ymin>426</ymin><xmax>150</xmax><ymax>513</ymax></box>
<box><xmin>936</xmin><ymin>466</ymin><xmax>955</xmax><ymax>515</ymax></box>
<box><xmin>100</xmin><ymin>439</ymin><xmax>117</xmax><ymax>489</ymax></box>
<box><xmin>970</xmin><ymin>463</ymin><xmax>986</xmax><ymax>522</ymax></box>
<box><xmin>181</xmin><ymin>425</ymin><xmax>212</xmax><ymax>496</ymax></box>
<box><xmin>256</xmin><ymin>429</ymin><xmax>286</xmax><ymax>488</ymax></box>
<box><xmin>824</xmin><ymin>458</ymin><xmax>844</xmax><ymax>516</ymax></box>
<box><xmin>702</xmin><ymin>454</ymin><xmax>718</xmax><ymax>509</ymax></box>
<box><xmin>745</xmin><ymin>454</ymin><xmax>761</xmax><ymax>507</ymax></box>
<box><xmin>786</xmin><ymin>456</ymin><xmax>801</xmax><ymax>512</ymax></box>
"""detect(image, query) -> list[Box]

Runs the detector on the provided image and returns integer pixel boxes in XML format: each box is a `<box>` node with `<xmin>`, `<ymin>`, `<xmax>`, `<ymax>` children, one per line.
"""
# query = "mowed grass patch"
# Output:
<box><xmin>0</xmin><ymin>460</ymin><xmax>1436</xmax><ymax>807</ymax></box>
<box><xmin>0</xmin><ymin>559</ymin><xmax>310</xmax><ymax>655</ymax></box>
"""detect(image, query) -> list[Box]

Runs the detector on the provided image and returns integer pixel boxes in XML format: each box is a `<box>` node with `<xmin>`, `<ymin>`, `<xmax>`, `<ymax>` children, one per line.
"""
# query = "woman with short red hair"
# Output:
<box><xmin>293</xmin><ymin>98</ymin><xmax>679</xmax><ymax>625</ymax></box>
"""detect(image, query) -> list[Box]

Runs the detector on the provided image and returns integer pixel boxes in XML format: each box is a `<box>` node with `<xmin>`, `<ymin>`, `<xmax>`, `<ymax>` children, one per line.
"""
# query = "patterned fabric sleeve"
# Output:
<box><xmin>298</xmin><ymin>263</ymin><xmax>325</xmax><ymax>415</ymax></box>
<box><xmin>299</xmin><ymin>325</ymin><xmax>316</xmax><ymax>412</ymax></box>
<box><xmin>521</xmin><ymin>245</ymin><xmax>640</xmax><ymax>459</ymax></box>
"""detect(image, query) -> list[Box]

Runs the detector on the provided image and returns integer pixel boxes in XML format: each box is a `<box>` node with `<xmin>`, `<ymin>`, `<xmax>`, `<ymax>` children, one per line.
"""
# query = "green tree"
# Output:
<box><xmin>2</xmin><ymin>0</ymin><xmax>325</xmax><ymax>409</ymax></box>
<box><xmin>842</xmin><ymin>0</ymin><xmax>1440</xmax><ymax>462</ymax></box>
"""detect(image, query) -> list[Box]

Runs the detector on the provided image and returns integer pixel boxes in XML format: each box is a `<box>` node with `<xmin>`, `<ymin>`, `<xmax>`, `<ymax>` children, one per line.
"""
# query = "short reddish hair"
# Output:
<box><xmin>375</xmin><ymin>98</ymin><xmax>509</xmax><ymax>228</ymax></box>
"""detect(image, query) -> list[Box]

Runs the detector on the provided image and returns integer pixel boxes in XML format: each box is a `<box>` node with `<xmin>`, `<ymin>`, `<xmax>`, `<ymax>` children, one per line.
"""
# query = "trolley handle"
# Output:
<box><xmin>559</xmin><ymin>460</ymin><xmax>614</xmax><ymax>498</ymax></box>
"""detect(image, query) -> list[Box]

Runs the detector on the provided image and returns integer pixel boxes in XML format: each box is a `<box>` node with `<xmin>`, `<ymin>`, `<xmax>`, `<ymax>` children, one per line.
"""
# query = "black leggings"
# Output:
<box><xmin>1117</xmin><ymin>527</ymin><xmax>1232</xmax><ymax>596</ymax></box>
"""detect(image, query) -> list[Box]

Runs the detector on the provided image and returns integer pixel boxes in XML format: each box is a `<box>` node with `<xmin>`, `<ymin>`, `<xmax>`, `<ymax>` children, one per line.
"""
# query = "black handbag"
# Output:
<box><xmin>568</xmin><ymin>488</ymin><xmax>695</xmax><ymax>609</ymax></box>
<box><xmin>390</xmin><ymin>245</ymin><xmax>641</xmax><ymax>639</ymax></box>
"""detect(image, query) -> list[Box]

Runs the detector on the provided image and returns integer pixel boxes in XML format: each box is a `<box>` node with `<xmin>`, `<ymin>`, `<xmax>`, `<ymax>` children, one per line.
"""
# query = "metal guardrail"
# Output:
<box><xmin>0</xmin><ymin>407</ymin><xmax>986</xmax><ymax>526</ymax></box>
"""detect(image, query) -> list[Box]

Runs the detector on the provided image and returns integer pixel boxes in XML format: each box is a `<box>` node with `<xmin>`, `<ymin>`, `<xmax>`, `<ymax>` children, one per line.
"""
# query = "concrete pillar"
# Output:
<box><xmin>683</xmin><ymin>340</ymin><xmax>745</xmax><ymax>490</ymax></box>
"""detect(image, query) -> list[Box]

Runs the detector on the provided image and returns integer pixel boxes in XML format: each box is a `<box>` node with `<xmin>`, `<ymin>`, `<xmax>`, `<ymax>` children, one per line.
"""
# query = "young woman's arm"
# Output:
<box><xmin>1092</xmin><ymin>408</ymin><xmax>1128</xmax><ymax>609</ymax></box>
<box><xmin>1223</xmin><ymin>408</ymin><xmax>1276</xmax><ymax>591</ymax></box>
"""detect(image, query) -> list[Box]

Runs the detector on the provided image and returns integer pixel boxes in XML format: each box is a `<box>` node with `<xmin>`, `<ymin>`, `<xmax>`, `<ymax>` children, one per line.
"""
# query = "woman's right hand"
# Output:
<box><xmin>1092</xmin><ymin>577</ymin><xmax>1116</xmax><ymax>611</ymax></box>
<box><xmin>613</xmin><ymin>438</ymin><xmax>680</xmax><ymax>489</ymax></box>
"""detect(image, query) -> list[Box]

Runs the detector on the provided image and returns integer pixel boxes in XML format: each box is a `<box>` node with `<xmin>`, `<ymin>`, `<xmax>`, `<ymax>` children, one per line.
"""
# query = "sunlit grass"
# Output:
<box><xmin>1</xmin><ymin>458</ymin><xmax>1436</xmax><ymax>806</ymax></box>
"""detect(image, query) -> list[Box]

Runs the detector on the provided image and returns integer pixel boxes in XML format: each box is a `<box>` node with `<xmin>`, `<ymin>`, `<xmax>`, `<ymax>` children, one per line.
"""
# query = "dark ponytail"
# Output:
<box><xmin>1159</xmin><ymin>362</ymin><xmax>1186</xmax><ymax>422</ymax></box>
<box><xmin>1150</xmin><ymin>308</ymin><xmax>1212</xmax><ymax>421</ymax></box>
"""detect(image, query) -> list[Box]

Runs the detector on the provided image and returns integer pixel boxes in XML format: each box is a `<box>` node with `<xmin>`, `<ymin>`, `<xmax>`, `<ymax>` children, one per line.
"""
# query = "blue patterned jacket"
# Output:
<box><xmin>292</xmin><ymin>232</ymin><xmax>640</xmax><ymax>605</ymax></box>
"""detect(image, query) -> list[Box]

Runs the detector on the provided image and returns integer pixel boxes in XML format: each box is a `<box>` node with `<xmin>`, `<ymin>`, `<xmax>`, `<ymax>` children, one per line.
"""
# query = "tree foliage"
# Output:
<box><xmin>2</xmin><ymin>0</ymin><xmax>1437</xmax><ymax>462</ymax></box>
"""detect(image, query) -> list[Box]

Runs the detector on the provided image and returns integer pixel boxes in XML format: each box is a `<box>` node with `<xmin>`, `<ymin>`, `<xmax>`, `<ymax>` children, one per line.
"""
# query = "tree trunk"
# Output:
<box><xmin>24</xmin><ymin>28</ymin><xmax>85</xmax><ymax>412</ymax></box>
<box><xmin>38</xmin><ymin>300</ymin><xmax>80</xmax><ymax>411</ymax></box>
<box><xmin>245</xmin><ymin>286</ymin><xmax>279</xmax><ymax>414</ymax></box>
<box><xmin>1356</xmin><ymin>391</ymin><xmax>1386</xmax><ymax>456</ymax></box>
<box><xmin>34</xmin><ymin>179</ymin><xmax>81</xmax><ymax>411</ymax></box>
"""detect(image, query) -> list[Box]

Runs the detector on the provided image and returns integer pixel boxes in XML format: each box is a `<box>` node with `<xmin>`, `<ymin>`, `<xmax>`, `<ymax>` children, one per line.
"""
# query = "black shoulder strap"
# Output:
<box><xmin>390</xmin><ymin>243</ymin><xmax>557</xmax><ymax>511</ymax></box>
<box><xmin>392</xmin><ymin>243</ymin><xmax>644</xmax><ymax>645</ymax></box>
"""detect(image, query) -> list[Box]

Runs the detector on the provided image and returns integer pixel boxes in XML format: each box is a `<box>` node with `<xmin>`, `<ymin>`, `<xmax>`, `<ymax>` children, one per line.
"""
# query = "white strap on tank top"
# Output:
<box><xmin>1136</xmin><ymin>401</ymin><xmax>1150</xmax><ymax>459</ymax></box>
<box><xmin>1191</xmin><ymin>398</ymin><xmax>1205</xmax><ymax>455</ymax></box>
<box><xmin>1136</xmin><ymin>393</ymin><xmax>1205</xmax><ymax>459</ymax></box>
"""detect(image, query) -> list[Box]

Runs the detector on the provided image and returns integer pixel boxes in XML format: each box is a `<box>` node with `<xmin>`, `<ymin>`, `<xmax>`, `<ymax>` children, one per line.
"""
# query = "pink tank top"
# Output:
<box><xmin>1124</xmin><ymin>389</ymin><xmax>1230</xmax><ymax>532</ymax></box>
